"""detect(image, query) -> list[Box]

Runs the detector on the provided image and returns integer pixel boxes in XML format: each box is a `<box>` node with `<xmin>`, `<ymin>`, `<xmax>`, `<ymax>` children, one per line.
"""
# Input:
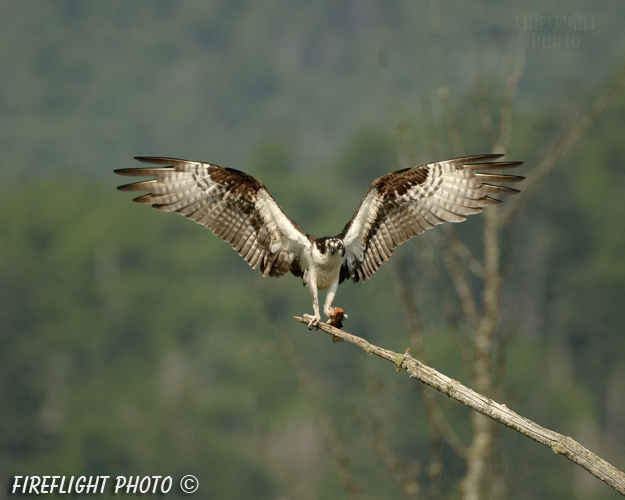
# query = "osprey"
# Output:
<box><xmin>115</xmin><ymin>155</ymin><xmax>523</xmax><ymax>328</ymax></box>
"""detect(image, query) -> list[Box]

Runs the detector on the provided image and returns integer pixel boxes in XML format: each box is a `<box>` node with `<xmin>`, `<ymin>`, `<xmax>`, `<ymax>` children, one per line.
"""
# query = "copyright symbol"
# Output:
<box><xmin>180</xmin><ymin>475</ymin><xmax>199</xmax><ymax>494</ymax></box>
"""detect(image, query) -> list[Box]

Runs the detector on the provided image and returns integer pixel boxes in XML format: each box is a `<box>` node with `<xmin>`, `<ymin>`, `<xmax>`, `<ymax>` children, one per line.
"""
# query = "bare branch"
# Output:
<box><xmin>432</xmin><ymin>228</ymin><xmax>480</xmax><ymax>330</ymax></box>
<box><xmin>293</xmin><ymin>316</ymin><xmax>625</xmax><ymax>496</ymax></box>
<box><xmin>489</xmin><ymin>426</ymin><xmax>507</xmax><ymax>500</ymax></box>
<box><xmin>444</xmin><ymin>225</ymin><xmax>485</xmax><ymax>279</ymax></box>
<box><xmin>459</xmin><ymin>25</ymin><xmax>529</xmax><ymax>498</ymax></box>
<box><xmin>460</xmin><ymin>412</ymin><xmax>494</xmax><ymax>500</ymax></box>
<box><xmin>459</xmin><ymin>208</ymin><xmax>503</xmax><ymax>500</ymax></box>
<box><xmin>474</xmin><ymin>209</ymin><xmax>501</xmax><ymax>395</ymax></box>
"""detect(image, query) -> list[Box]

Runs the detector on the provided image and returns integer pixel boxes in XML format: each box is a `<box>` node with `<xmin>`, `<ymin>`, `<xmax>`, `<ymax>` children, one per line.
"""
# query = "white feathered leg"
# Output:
<box><xmin>323</xmin><ymin>282</ymin><xmax>338</xmax><ymax>318</ymax></box>
<box><xmin>307</xmin><ymin>273</ymin><xmax>321</xmax><ymax>329</ymax></box>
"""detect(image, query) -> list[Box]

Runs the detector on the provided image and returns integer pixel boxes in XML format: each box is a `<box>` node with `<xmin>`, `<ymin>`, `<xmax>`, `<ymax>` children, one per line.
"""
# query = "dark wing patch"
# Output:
<box><xmin>116</xmin><ymin>157</ymin><xmax>310</xmax><ymax>278</ymax></box>
<box><xmin>339</xmin><ymin>154</ymin><xmax>524</xmax><ymax>283</ymax></box>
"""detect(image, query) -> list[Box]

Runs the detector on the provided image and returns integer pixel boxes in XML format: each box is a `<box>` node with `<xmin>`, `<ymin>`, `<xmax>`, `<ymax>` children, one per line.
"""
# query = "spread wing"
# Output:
<box><xmin>115</xmin><ymin>157</ymin><xmax>311</xmax><ymax>277</ymax></box>
<box><xmin>339</xmin><ymin>154</ymin><xmax>524</xmax><ymax>283</ymax></box>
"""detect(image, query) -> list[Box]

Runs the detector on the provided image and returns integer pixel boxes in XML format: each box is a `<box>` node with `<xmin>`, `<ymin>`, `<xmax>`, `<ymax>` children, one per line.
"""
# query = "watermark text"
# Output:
<box><xmin>11</xmin><ymin>475</ymin><xmax>197</xmax><ymax>495</ymax></box>
<box><xmin>516</xmin><ymin>13</ymin><xmax>596</xmax><ymax>49</ymax></box>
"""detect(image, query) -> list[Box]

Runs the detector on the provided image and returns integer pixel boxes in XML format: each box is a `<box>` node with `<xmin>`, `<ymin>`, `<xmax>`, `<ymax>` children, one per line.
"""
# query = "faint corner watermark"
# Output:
<box><xmin>516</xmin><ymin>12</ymin><xmax>597</xmax><ymax>50</ymax></box>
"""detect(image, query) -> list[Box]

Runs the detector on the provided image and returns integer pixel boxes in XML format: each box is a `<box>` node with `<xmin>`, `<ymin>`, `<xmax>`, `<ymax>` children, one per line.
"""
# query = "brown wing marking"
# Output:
<box><xmin>339</xmin><ymin>155</ymin><xmax>524</xmax><ymax>283</ymax></box>
<box><xmin>116</xmin><ymin>157</ymin><xmax>310</xmax><ymax>278</ymax></box>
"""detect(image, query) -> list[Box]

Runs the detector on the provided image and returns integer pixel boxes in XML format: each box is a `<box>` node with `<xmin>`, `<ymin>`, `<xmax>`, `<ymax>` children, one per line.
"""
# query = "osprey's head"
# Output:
<box><xmin>318</xmin><ymin>237</ymin><xmax>346</xmax><ymax>257</ymax></box>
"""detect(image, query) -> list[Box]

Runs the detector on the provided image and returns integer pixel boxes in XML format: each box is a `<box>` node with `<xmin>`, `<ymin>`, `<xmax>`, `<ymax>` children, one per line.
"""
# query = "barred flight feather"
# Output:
<box><xmin>339</xmin><ymin>155</ymin><xmax>524</xmax><ymax>283</ymax></box>
<box><xmin>115</xmin><ymin>157</ymin><xmax>309</xmax><ymax>279</ymax></box>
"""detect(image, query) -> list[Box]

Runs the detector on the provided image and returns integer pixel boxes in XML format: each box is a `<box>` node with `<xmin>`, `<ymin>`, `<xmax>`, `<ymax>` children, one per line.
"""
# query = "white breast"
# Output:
<box><xmin>307</xmin><ymin>245</ymin><xmax>345</xmax><ymax>290</ymax></box>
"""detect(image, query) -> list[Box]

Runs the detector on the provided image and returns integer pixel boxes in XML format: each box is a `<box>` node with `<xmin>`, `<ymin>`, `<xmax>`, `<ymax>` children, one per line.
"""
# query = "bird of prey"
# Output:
<box><xmin>115</xmin><ymin>155</ymin><xmax>523</xmax><ymax>328</ymax></box>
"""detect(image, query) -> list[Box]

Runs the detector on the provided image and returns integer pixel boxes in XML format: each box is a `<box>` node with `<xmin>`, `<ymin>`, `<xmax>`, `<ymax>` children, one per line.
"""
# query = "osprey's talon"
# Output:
<box><xmin>307</xmin><ymin>314</ymin><xmax>321</xmax><ymax>330</ymax></box>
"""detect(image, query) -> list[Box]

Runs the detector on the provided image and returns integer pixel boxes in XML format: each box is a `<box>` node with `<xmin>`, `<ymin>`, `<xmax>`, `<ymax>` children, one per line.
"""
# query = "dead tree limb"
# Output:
<box><xmin>293</xmin><ymin>315</ymin><xmax>625</xmax><ymax>496</ymax></box>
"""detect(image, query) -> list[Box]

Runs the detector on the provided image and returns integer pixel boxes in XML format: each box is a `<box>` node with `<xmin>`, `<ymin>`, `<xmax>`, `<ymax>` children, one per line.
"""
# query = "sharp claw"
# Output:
<box><xmin>307</xmin><ymin>314</ymin><xmax>321</xmax><ymax>330</ymax></box>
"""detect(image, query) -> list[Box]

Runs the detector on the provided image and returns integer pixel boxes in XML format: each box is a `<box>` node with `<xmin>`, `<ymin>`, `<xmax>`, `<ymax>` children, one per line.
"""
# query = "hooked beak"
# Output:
<box><xmin>330</xmin><ymin>247</ymin><xmax>337</xmax><ymax>255</ymax></box>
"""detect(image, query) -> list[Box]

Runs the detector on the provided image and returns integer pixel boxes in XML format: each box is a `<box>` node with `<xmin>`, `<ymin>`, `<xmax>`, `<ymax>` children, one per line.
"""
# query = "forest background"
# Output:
<box><xmin>2</xmin><ymin>1</ymin><xmax>625</xmax><ymax>499</ymax></box>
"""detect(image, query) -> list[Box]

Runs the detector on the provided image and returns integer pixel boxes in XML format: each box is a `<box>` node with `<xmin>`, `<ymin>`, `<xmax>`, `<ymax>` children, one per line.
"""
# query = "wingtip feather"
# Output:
<box><xmin>116</xmin><ymin>183</ymin><xmax>135</xmax><ymax>192</ymax></box>
<box><xmin>133</xmin><ymin>156</ymin><xmax>189</xmax><ymax>165</ymax></box>
<box><xmin>482</xmin><ymin>183</ymin><xmax>522</xmax><ymax>195</ymax></box>
<box><xmin>475</xmin><ymin>173</ymin><xmax>525</xmax><ymax>183</ymax></box>
<box><xmin>468</xmin><ymin>161</ymin><xmax>524</xmax><ymax>171</ymax></box>
<box><xmin>458</xmin><ymin>154</ymin><xmax>506</xmax><ymax>164</ymax></box>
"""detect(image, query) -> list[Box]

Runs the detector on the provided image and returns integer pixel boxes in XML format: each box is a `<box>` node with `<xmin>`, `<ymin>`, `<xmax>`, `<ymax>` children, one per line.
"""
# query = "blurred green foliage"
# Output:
<box><xmin>2</xmin><ymin>1</ymin><xmax>625</xmax><ymax>499</ymax></box>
